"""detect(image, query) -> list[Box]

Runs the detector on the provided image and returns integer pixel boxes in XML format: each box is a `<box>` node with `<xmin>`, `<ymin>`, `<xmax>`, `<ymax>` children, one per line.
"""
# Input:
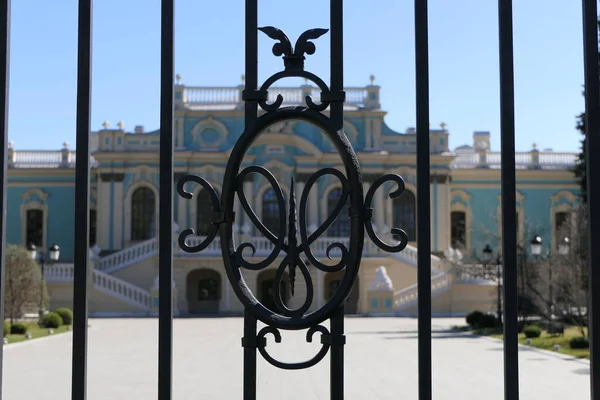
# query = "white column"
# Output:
<box><xmin>316</xmin><ymin>269</ymin><xmax>324</xmax><ymax>308</ymax></box>
<box><xmin>113</xmin><ymin>181</ymin><xmax>124</xmax><ymax>248</ymax></box>
<box><xmin>374</xmin><ymin>186</ymin><xmax>385</xmax><ymax>232</ymax></box>
<box><xmin>365</xmin><ymin>118</ymin><xmax>373</xmax><ymax>149</ymax></box>
<box><xmin>243</xmin><ymin>180</ymin><xmax>254</xmax><ymax>235</ymax></box>
<box><xmin>309</xmin><ymin>184</ymin><xmax>318</xmax><ymax>229</ymax></box>
<box><xmin>97</xmin><ymin>177</ymin><xmax>110</xmax><ymax>249</ymax></box>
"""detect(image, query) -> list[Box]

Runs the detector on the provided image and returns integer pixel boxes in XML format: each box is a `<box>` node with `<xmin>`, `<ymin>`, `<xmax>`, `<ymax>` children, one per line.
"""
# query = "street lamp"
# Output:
<box><xmin>530</xmin><ymin>235</ymin><xmax>543</xmax><ymax>256</ymax></box>
<box><xmin>482</xmin><ymin>244</ymin><xmax>502</xmax><ymax>325</ymax></box>
<box><xmin>558</xmin><ymin>237</ymin><xmax>570</xmax><ymax>256</ymax></box>
<box><xmin>28</xmin><ymin>243</ymin><xmax>60</xmax><ymax>320</ymax></box>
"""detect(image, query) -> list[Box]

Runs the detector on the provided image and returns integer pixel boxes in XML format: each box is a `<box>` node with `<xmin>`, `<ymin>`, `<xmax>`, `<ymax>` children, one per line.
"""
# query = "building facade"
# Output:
<box><xmin>8</xmin><ymin>78</ymin><xmax>581</xmax><ymax>316</ymax></box>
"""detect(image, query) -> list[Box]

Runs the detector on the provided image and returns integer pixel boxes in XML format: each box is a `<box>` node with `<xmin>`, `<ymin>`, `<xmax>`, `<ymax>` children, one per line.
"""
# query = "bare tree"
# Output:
<box><xmin>551</xmin><ymin>205</ymin><xmax>588</xmax><ymax>336</ymax></box>
<box><xmin>4</xmin><ymin>245</ymin><xmax>45</xmax><ymax>325</ymax></box>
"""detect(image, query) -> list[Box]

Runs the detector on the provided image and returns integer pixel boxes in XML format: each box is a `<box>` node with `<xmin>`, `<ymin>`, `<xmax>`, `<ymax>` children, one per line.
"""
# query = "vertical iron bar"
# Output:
<box><xmin>582</xmin><ymin>0</ymin><xmax>600</xmax><ymax>398</ymax></box>
<box><xmin>330</xmin><ymin>0</ymin><xmax>343</xmax><ymax>129</ymax></box>
<box><xmin>330</xmin><ymin>305</ymin><xmax>345</xmax><ymax>400</ymax></box>
<box><xmin>243</xmin><ymin>309</ymin><xmax>257</xmax><ymax>400</ymax></box>
<box><xmin>245</xmin><ymin>0</ymin><xmax>257</xmax><ymax>126</ymax></box>
<box><xmin>498</xmin><ymin>1</ymin><xmax>519</xmax><ymax>399</ymax></box>
<box><xmin>414</xmin><ymin>0</ymin><xmax>432</xmax><ymax>398</ymax></box>
<box><xmin>158</xmin><ymin>0</ymin><xmax>174</xmax><ymax>399</ymax></box>
<box><xmin>242</xmin><ymin>2</ymin><xmax>257</xmax><ymax>397</ymax></box>
<box><xmin>0</xmin><ymin>0</ymin><xmax>10</xmax><ymax>396</ymax></box>
<box><xmin>71</xmin><ymin>1</ymin><xmax>92</xmax><ymax>399</ymax></box>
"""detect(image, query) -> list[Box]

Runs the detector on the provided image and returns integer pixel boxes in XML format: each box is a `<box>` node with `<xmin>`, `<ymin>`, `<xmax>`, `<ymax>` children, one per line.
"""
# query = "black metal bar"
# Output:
<box><xmin>158</xmin><ymin>0</ymin><xmax>174</xmax><ymax>399</ymax></box>
<box><xmin>498</xmin><ymin>1</ymin><xmax>519</xmax><ymax>399</ymax></box>
<box><xmin>582</xmin><ymin>0</ymin><xmax>600</xmax><ymax>398</ymax></box>
<box><xmin>245</xmin><ymin>0</ymin><xmax>257</xmax><ymax>126</ymax></box>
<box><xmin>243</xmin><ymin>309</ymin><xmax>257</xmax><ymax>400</ymax></box>
<box><xmin>0</xmin><ymin>0</ymin><xmax>10</xmax><ymax>396</ymax></box>
<box><xmin>330</xmin><ymin>306</ymin><xmax>345</xmax><ymax>400</ymax></box>
<box><xmin>329</xmin><ymin>0</ymin><xmax>343</xmax><ymax>128</ymax></box>
<box><xmin>414</xmin><ymin>0</ymin><xmax>432</xmax><ymax>398</ymax></box>
<box><xmin>71</xmin><ymin>1</ymin><xmax>92</xmax><ymax>399</ymax></box>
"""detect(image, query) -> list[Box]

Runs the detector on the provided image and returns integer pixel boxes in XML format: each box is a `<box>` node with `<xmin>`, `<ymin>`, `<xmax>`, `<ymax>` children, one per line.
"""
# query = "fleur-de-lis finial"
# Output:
<box><xmin>287</xmin><ymin>176</ymin><xmax>297</xmax><ymax>296</ymax></box>
<box><xmin>258</xmin><ymin>26</ymin><xmax>329</xmax><ymax>71</ymax></box>
<box><xmin>440</xmin><ymin>122</ymin><xmax>447</xmax><ymax>130</ymax></box>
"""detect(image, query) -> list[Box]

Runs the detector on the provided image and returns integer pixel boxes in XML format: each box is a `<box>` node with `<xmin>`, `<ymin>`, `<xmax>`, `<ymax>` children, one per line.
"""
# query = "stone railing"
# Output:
<box><xmin>393</xmin><ymin>272</ymin><xmax>452</xmax><ymax>310</ymax></box>
<box><xmin>44</xmin><ymin>264</ymin><xmax>151</xmax><ymax>310</ymax></box>
<box><xmin>96</xmin><ymin>234</ymin><xmax>443</xmax><ymax>274</ymax></box>
<box><xmin>8</xmin><ymin>149</ymin><xmax>98</xmax><ymax>168</ymax></box>
<box><xmin>182</xmin><ymin>86</ymin><xmax>371</xmax><ymax>109</ymax></box>
<box><xmin>92</xmin><ymin>269</ymin><xmax>151</xmax><ymax>310</ymax></box>
<box><xmin>44</xmin><ymin>264</ymin><xmax>76</xmax><ymax>282</ymax></box>
<box><xmin>451</xmin><ymin>150</ymin><xmax>577</xmax><ymax>170</ymax></box>
<box><xmin>97</xmin><ymin>237</ymin><xmax>158</xmax><ymax>273</ymax></box>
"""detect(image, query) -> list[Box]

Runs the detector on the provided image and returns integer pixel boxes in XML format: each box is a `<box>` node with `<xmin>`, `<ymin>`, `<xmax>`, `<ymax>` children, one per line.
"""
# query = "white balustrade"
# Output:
<box><xmin>183</xmin><ymin>86</ymin><xmax>368</xmax><ymax>108</ymax></box>
<box><xmin>44</xmin><ymin>264</ymin><xmax>151</xmax><ymax>310</ymax></box>
<box><xmin>92</xmin><ymin>269</ymin><xmax>151</xmax><ymax>309</ymax></box>
<box><xmin>393</xmin><ymin>272</ymin><xmax>452</xmax><ymax>310</ymax></box>
<box><xmin>452</xmin><ymin>151</ymin><xmax>577</xmax><ymax>169</ymax></box>
<box><xmin>97</xmin><ymin>237</ymin><xmax>158</xmax><ymax>273</ymax></box>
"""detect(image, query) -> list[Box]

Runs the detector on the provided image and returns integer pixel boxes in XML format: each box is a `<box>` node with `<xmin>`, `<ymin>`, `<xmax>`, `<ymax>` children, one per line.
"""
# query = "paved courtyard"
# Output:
<box><xmin>2</xmin><ymin>317</ymin><xmax>590</xmax><ymax>399</ymax></box>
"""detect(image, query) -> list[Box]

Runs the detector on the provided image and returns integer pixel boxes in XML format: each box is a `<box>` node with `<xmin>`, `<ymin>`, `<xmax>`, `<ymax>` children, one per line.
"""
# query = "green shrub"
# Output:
<box><xmin>43</xmin><ymin>312</ymin><xmax>63</xmax><ymax>329</ymax></box>
<box><xmin>478</xmin><ymin>314</ymin><xmax>499</xmax><ymax>329</ymax></box>
<box><xmin>466</xmin><ymin>311</ymin><xmax>484</xmax><ymax>326</ymax></box>
<box><xmin>569</xmin><ymin>336</ymin><xmax>590</xmax><ymax>349</ymax></box>
<box><xmin>54</xmin><ymin>308</ymin><xmax>73</xmax><ymax>325</ymax></box>
<box><xmin>10</xmin><ymin>322</ymin><xmax>27</xmax><ymax>334</ymax></box>
<box><xmin>523</xmin><ymin>325</ymin><xmax>542</xmax><ymax>338</ymax></box>
<box><xmin>2</xmin><ymin>321</ymin><xmax>8</xmax><ymax>337</ymax></box>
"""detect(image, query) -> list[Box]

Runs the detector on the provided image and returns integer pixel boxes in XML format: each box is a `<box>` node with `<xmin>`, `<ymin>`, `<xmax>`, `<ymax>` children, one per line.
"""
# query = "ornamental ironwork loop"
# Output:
<box><xmin>177</xmin><ymin>25</ymin><xmax>409</xmax><ymax>371</ymax></box>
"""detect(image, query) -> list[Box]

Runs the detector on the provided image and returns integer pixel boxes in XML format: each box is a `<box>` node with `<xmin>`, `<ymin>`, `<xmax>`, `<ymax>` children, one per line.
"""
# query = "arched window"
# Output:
<box><xmin>327</xmin><ymin>188</ymin><xmax>350</xmax><ymax>237</ymax></box>
<box><xmin>131</xmin><ymin>187</ymin><xmax>156</xmax><ymax>241</ymax></box>
<box><xmin>26</xmin><ymin>209</ymin><xmax>44</xmax><ymax>248</ymax></box>
<box><xmin>262</xmin><ymin>188</ymin><xmax>280</xmax><ymax>234</ymax></box>
<box><xmin>196</xmin><ymin>190</ymin><xmax>213</xmax><ymax>236</ymax></box>
<box><xmin>450</xmin><ymin>211</ymin><xmax>466</xmax><ymax>249</ymax></box>
<box><xmin>393</xmin><ymin>190</ymin><xmax>416</xmax><ymax>242</ymax></box>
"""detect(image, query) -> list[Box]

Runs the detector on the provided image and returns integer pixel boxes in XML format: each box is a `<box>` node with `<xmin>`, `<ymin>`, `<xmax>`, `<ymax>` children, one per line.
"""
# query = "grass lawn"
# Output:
<box><xmin>454</xmin><ymin>325</ymin><xmax>589</xmax><ymax>359</ymax></box>
<box><xmin>5</xmin><ymin>322</ymin><xmax>71</xmax><ymax>344</ymax></box>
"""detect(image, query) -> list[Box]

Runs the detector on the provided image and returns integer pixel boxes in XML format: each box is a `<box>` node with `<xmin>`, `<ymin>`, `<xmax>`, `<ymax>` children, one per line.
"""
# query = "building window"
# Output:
<box><xmin>393</xmin><ymin>190</ymin><xmax>416</xmax><ymax>241</ymax></box>
<box><xmin>198</xmin><ymin>277</ymin><xmax>220</xmax><ymax>301</ymax></box>
<box><xmin>131</xmin><ymin>187</ymin><xmax>156</xmax><ymax>241</ymax></box>
<box><xmin>555</xmin><ymin>211</ymin><xmax>571</xmax><ymax>246</ymax></box>
<box><xmin>327</xmin><ymin>188</ymin><xmax>350</xmax><ymax>237</ymax></box>
<box><xmin>89</xmin><ymin>209</ymin><xmax>97</xmax><ymax>246</ymax></box>
<box><xmin>26</xmin><ymin>209</ymin><xmax>44</xmax><ymax>248</ymax></box>
<box><xmin>196</xmin><ymin>190</ymin><xmax>213</xmax><ymax>236</ymax></box>
<box><xmin>450</xmin><ymin>211</ymin><xmax>466</xmax><ymax>249</ymax></box>
<box><xmin>262</xmin><ymin>188</ymin><xmax>281</xmax><ymax>234</ymax></box>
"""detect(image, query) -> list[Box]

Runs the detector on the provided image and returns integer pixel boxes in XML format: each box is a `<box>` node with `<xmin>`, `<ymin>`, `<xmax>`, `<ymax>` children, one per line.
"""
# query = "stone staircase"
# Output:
<box><xmin>45</xmin><ymin>264</ymin><xmax>151</xmax><ymax>311</ymax></box>
<box><xmin>393</xmin><ymin>272</ymin><xmax>453</xmax><ymax>314</ymax></box>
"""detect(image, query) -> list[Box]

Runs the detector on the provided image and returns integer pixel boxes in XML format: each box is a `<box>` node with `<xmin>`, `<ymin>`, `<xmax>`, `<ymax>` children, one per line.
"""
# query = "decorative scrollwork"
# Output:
<box><xmin>364</xmin><ymin>174</ymin><xmax>409</xmax><ymax>253</ymax></box>
<box><xmin>176</xmin><ymin>175</ymin><xmax>224</xmax><ymax>253</ymax></box>
<box><xmin>256</xmin><ymin>325</ymin><xmax>331</xmax><ymax>370</ymax></box>
<box><xmin>299</xmin><ymin>168</ymin><xmax>350</xmax><ymax>273</ymax></box>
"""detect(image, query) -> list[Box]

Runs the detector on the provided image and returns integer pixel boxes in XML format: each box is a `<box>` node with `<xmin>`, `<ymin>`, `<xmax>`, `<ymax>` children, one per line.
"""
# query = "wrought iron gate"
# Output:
<box><xmin>0</xmin><ymin>1</ymin><xmax>599</xmax><ymax>399</ymax></box>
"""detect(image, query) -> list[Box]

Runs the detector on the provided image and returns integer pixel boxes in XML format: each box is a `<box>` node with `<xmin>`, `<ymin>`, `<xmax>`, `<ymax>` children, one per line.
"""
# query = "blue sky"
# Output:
<box><xmin>7</xmin><ymin>0</ymin><xmax>586</xmax><ymax>152</ymax></box>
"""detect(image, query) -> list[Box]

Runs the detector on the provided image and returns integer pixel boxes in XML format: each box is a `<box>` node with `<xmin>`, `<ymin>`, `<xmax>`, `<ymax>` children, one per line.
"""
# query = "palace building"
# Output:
<box><xmin>8</xmin><ymin>78</ymin><xmax>580</xmax><ymax>316</ymax></box>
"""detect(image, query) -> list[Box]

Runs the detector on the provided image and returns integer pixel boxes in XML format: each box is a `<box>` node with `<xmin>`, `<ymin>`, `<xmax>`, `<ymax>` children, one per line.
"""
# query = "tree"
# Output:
<box><xmin>574</xmin><ymin>19</ymin><xmax>600</xmax><ymax>202</ymax></box>
<box><xmin>575</xmin><ymin>112</ymin><xmax>587</xmax><ymax>202</ymax></box>
<box><xmin>552</xmin><ymin>206</ymin><xmax>589</xmax><ymax>336</ymax></box>
<box><xmin>4</xmin><ymin>245</ymin><xmax>46</xmax><ymax>324</ymax></box>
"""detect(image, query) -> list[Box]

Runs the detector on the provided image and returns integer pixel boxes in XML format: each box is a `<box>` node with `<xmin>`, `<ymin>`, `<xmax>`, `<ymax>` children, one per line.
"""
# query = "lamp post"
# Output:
<box><xmin>482</xmin><ymin>244</ymin><xmax>502</xmax><ymax>324</ymax></box>
<box><xmin>529</xmin><ymin>235</ymin><xmax>570</xmax><ymax>320</ymax></box>
<box><xmin>28</xmin><ymin>243</ymin><xmax>60</xmax><ymax>320</ymax></box>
